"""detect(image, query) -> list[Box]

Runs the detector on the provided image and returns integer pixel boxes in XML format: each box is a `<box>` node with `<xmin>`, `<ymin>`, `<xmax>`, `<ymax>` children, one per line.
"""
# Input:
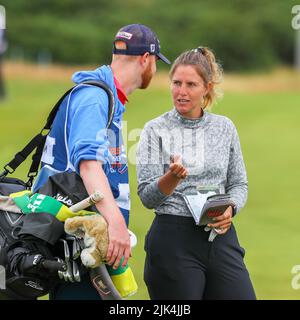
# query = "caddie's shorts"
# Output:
<box><xmin>144</xmin><ymin>214</ymin><xmax>256</xmax><ymax>300</ymax></box>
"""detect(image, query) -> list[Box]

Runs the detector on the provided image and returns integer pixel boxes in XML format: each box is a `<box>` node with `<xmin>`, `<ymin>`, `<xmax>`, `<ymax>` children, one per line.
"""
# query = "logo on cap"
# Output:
<box><xmin>116</xmin><ymin>31</ymin><xmax>133</xmax><ymax>40</ymax></box>
<box><xmin>150</xmin><ymin>44</ymin><xmax>156</xmax><ymax>53</ymax></box>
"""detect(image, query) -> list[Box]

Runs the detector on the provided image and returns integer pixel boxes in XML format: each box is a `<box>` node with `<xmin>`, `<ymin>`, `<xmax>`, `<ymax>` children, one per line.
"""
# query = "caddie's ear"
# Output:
<box><xmin>139</xmin><ymin>52</ymin><xmax>150</xmax><ymax>66</ymax></box>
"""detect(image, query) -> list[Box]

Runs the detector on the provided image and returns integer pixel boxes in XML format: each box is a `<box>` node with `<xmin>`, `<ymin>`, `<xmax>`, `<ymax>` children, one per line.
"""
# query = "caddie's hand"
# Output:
<box><xmin>169</xmin><ymin>154</ymin><xmax>188</xmax><ymax>180</ymax></box>
<box><xmin>106</xmin><ymin>217</ymin><xmax>131</xmax><ymax>269</ymax></box>
<box><xmin>207</xmin><ymin>206</ymin><xmax>233</xmax><ymax>234</ymax></box>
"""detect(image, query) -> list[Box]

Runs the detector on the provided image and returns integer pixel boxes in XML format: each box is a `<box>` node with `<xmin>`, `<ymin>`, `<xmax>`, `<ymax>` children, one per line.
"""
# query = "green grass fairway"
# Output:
<box><xmin>1</xmin><ymin>66</ymin><xmax>299</xmax><ymax>300</ymax></box>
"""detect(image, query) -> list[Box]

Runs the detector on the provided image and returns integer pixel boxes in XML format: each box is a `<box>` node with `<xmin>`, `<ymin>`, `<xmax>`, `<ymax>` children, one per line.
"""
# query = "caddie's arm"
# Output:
<box><xmin>158</xmin><ymin>154</ymin><xmax>188</xmax><ymax>195</ymax></box>
<box><xmin>79</xmin><ymin>160</ymin><xmax>131</xmax><ymax>269</ymax></box>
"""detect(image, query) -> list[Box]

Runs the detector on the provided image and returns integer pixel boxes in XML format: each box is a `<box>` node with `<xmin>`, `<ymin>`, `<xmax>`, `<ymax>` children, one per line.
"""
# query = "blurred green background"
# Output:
<box><xmin>0</xmin><ymin>0</ymin><xmax>299</xmax><ymax>300</ymax></box>
<box><xmin>1</xmin><ymin>0</ymin><xmax>299</xmax><ymax>71</ymax></box>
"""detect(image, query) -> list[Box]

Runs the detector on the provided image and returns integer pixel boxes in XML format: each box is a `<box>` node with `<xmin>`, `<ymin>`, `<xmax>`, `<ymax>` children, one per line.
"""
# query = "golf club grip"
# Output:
<box><xmin>69</xmin><ymin>191</ymin><xmax>104</xmax><ymax>213</ymax></box>
<box><xmin>42</xmin><ymin>259</ymin><xmax>67</xmax><ymax>272</ymax></box>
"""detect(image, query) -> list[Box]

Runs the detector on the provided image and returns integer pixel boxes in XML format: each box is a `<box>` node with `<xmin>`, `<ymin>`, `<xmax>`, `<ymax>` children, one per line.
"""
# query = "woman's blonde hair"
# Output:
<box><xmin>169</xmin><ymin>47</ymin><xmax>223</xmax><ymax>109</ymax></box>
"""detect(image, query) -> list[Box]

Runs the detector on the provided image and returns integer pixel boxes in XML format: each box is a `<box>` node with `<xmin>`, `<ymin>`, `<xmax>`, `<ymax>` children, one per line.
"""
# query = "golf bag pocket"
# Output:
<box><xmin>37</xmin><ymin>171</ymin><xmax>91</xmax><ymax>208</ymax></box>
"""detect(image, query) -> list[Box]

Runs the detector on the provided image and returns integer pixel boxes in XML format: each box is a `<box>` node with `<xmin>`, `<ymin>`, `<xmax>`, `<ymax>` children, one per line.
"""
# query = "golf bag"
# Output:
<box><xmin>0</xmin><ymin>176</ymin><xmax>66</xmax><ymax>299</ymax></box>
<box><xmin>0</xmin><ymin>81</ymin><xmax>115</xmax><ymax>299</ymax></box>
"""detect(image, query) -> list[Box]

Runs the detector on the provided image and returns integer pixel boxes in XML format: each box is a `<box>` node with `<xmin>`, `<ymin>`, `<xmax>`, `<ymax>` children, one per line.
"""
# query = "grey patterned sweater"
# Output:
<box><xmin>136</xmin><ymin>108</ymin><xmax>248</xmax><ymax>217</ymax></box>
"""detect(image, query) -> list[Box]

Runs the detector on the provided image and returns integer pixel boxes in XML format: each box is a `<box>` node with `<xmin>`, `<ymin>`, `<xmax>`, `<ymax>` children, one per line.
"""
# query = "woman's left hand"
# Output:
<box><xmin>207</xmin><ymin>206</ymin><xmax>233</xmax><ymax>234</ymax></box>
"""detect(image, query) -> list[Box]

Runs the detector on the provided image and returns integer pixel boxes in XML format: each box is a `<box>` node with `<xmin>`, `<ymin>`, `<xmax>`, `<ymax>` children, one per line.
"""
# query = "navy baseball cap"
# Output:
<box><xmin>113</xmin><ymin>24</ymin><xmax>171</xmax><ymax>64</ymax></box>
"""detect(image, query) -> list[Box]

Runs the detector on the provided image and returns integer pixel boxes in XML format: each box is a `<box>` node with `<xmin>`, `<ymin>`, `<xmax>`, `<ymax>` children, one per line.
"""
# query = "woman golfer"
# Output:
<box><xmin>136</xmin><ymin>47</ymin><xmax>256</xmax><ymax>300</ymax></box>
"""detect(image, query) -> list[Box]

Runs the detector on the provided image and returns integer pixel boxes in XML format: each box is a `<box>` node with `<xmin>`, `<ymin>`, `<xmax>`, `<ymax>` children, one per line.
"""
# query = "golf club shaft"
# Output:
<box><xmin>69</xmin><ymin>191</ymin><xmax>104</xmax><ymax>213</ymax></box>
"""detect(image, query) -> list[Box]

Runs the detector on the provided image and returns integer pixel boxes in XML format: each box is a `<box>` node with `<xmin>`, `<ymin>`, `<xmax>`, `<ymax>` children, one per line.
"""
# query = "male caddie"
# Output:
<box><xmin>32</xmin><ymin>23</ymin><xmax>170</xmax><ymax>299</ymax></box>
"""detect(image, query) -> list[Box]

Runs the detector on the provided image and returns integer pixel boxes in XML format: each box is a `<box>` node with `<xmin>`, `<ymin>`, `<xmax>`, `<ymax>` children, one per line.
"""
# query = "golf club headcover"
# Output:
<box><xmin>10</xmin><ymin>190</ymin><xmax>93</xmax><ymax>222</ymax></box>
<box><xmin>106</xmin><ymin>257</ymin><xmax>138</xmax><ymax>298</ymax></box>
<box><xmin>64</xmin><ymin>215</ymin><xmax>138</xmax><ymax>298</ymax></box>
<box><xmin>64</xmin><ymin>215</ymin><xmax>108</xmax><ymax>267</ymax></box>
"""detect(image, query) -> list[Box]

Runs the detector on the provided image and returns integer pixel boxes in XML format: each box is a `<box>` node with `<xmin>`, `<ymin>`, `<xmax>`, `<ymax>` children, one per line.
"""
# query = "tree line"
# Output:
<box><xmin>1</xmin><ymin>0</ymin><xmax>298</xmax><ymax>71</ymax></box>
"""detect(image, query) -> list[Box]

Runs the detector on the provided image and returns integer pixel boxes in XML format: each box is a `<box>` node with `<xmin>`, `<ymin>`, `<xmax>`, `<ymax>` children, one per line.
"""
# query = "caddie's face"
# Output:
<box><xmin>171</xmin><ymin>65</ymin><xmax>208</xmax><ymax>119</ymax></box>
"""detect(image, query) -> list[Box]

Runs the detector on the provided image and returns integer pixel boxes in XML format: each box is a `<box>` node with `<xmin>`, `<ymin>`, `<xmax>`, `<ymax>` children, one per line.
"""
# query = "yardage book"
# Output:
<box><xmin>183</xmin><ymin>186</ymin><xmax>235</xmax><ymax>226</ymax></box>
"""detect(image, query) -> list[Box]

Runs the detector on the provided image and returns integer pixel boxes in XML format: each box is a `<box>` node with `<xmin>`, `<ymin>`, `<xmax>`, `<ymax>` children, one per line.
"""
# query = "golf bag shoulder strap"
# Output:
<box><xmin>45</xmin><ymin>80</ymin><xmax>115</xmax><ymax>130</ymax></box>
<box><xmin>0</xmin><ymin>80</ymin><xmax>115</xmax><ymax>186</ymax></box>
